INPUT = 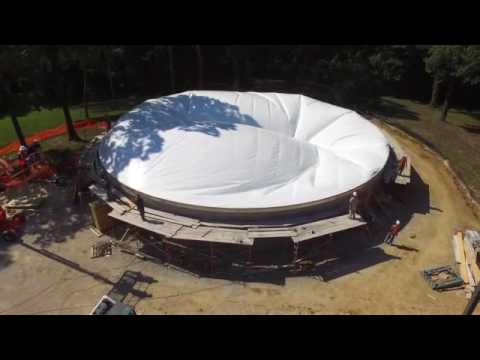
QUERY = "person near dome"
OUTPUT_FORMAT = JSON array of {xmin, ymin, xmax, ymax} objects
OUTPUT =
[
  {"xmin": 348, "ymin": 192, "xmax": 359, "ymax": 220},
  {"xmin": 384, "ymin": 220, "xmax": 401, "ymax": 245}
]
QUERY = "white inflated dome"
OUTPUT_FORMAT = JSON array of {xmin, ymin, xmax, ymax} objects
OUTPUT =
[{"xmin": 98, "ymin": 91, "xmax": 390, "ymax": 210}]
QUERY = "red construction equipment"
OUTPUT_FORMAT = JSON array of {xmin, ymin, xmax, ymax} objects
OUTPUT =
[
  {"xmin": 0, "ymin": 157, "xmax": 57, "ymax": 190},
  {"xmin": 0, "ymin": 206, "xmax": 25, "ymax": 242},
  {"xmin": 0, "ymin": 142, "xmax": 65, "ymax": 190}
]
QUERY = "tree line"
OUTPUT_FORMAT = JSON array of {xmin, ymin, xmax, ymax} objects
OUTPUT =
[{"xmin": 1, "ymin": 45, "xmax": 479, "ymax": 146}]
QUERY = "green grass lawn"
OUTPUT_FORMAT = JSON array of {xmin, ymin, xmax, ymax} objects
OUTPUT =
[
  {"xmin": 368, "ymin": 96, "xmax": 480, "ymax": 202},
  {"xmin": 0, "ymin": 99, "xmax": 138, "ymax": 147}
]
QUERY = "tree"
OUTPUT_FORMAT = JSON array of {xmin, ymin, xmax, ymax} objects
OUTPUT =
[
  {"xmin": 73, "ymin": 46, "xmax": 103, "ymax": 118},
  {"xmin": 0, "ymin": 46, "xmax": 39, "ymax": 146},
  {"xmin": 102, "ymin": 46, "xmax": 117, "ymax": 100},
  {"xmin": 168, "ymin": 46, "xmax": 176, "ymax": 92},
  {"xmin": 368, "ymin": 46, "xmax": 407, "ymax": 83},
  {"xmin": 312, "ymin": 46, "xmax": 406, "ymax": 107},
  {"xmin": 225, "ymin": 46, "xmax": 254, "ymax": 90},
  {"xmin": 194, "ymin": 45, "xmax": 204, "ymax": 89},
  {"xmin": 425, "ymin": 45, "xmax": 480, "ymax": 122},
  {"xmin": 429, "ymin": 75, "xmax": 443, "ymax": 107},
  {"xmin": 425, "ymin": 46, "xmax": 462, "ymax": 111},
  {"xmin": 225, "ymin": 46, "xmax": 241, "ymax": 90},
  {"xmin": 35, "ymin": 45, "xmax": 83, "ymax": 141},
  {"xmin": 142, "ymin": 45, "xmax": 177, "ymax": 94}
]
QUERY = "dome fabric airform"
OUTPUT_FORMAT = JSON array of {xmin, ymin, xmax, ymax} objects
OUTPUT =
[{"xmin": 98, "ymin": 91, "xmax": 390, "ymax": 209}]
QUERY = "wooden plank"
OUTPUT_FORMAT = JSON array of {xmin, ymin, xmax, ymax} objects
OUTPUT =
[
  {"xmin": 173, "ymin": 226, "xmax": 213, "ymax": 239},
  {"xmin": 452, "ymin": 234, "xmax": 461, "ymax": 264},
  {"xmin": 108, "ymin": 209, "xmax": 182, "ymax": 238},
  {"xmin": 293, "ymin": 222, "xmax": 365, "ymax": 242},
  {"xmin": 112, "ymin": 189, "xmax": 136, "ymax": 209},
  {"xmin": 247, "ymin": 226, "xmax": 295, "ymax": 232},
  {"xmin": 6, "ymin": 198, "xmax": 46, "ymax": 209},
  {"xmin": 248, "ymin": 230, "xmax": 297, "ymax": 239},
  {"xmin": 5, "ymin": 184, "xmax": 49, "ymax": 209},
  {"xmin": 293, "ymin": 214, "xmax": 366, "ymax": 243},
  {"xmin": 144, "ymin": 207, "xmax": 200, "ymax": 228},
  {"xmin": 107, "ymin": 200, "xmax": 129, "ymax": 214},
  {"xmin": 403, "ymin": 156, "xmax": 412, "ymax": 177},
  {"xmin": 203, "ymin": 229, "xmax": 252, "ymax": 246},
  {"xmin": 89, "ymin": 184, "xmax": 200, "ymax": 228},
  {"xmin": 175, "ymin": 226, "xmax": 252, "ymax": 246},
  {"xmin": 298, "ymin": 214, "xmax": 365, "ymax": 229},
  {"xmin": 466, "ymin": 263, "xmax": 477, "ymax": 287},
  {"xmin": 460, "ymin": 231, "xmax": 477, "ymax": 287},
  {"xmin": 170, "ymin": 227, "xmax": 215, "ymax": 241},
  {"xmin": 199, "ymin": 221, "xmax": 300, "ymax": 230},
  {"xmin": 464, "ymin": 236, "xmax": 480, "ymax": 284},
  {"xmin": 110, "ymin": 209, "xmax": 252, "ymax": 246},
  {"xmin": 454, "ymin": 232, "xmax": 469, "ymax": 283},
  {"xmin": 89, "ymin": 226, "xmax": 104, "ymax": 238}
]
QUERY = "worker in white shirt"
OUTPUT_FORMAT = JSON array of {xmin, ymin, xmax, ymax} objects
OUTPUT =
[{"xmin": 349, "ymin": 191, "xmax": 359, "ymax": 220}]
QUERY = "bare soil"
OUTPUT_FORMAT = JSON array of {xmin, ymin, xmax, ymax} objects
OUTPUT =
[{"xmin": 0, "ymin": 127, "xmax": 479, "ymax": 315}]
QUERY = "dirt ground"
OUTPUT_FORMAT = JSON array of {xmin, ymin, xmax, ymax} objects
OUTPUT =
[{"xmin": 1, "ymin": 127, "xmax": 479, "ymax": 315}]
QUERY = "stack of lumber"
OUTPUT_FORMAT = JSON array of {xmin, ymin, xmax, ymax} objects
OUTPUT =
[
  {"xmin": 452, "ymin": 230, "xmax": 480, "ymax": 297},
  {"xmin": 4, "ymin": 184, "xmax": 48, "ymax": 210}
]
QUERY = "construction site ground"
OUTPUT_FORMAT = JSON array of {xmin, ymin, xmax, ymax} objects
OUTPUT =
[{"xmin": 1, "ymin": 126, "xmax": 479, "ymax": 315}]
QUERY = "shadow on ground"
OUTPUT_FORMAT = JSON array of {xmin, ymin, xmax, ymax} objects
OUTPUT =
[
  {"xmin": 18, "ymin": 183, "xmax": 93, "ymax": 248},
  {"xmin": 107, "ymin": 270, "xmax": 156, "ymax": 307},
  {"xmin": 451, "ymin": 110, "xmax": 480, "ymax": 121},
  {"xmin": 18, "ymin": 242, "xmax": 155, "ymax": 308},
  {"xmin": 460, "ymin": 125, "xmax": 480, "ymax": 135},
  {"xmin": 365, "ymin": 98, "xmax": 419, "ymax": 121},
  {"xmin": 20, "ymin": 242, "xmax": 114, "ymax": 285},
  {"xmin": 0, "ymin": 242, "xmax": 13, "ymax": 271}
]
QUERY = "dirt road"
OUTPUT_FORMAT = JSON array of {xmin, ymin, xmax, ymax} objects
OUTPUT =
[{"xmin": 0, "ymin": 126, "xmax": 479, "ymax": 314}]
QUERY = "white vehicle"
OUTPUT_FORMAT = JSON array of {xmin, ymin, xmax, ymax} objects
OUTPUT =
[{"xmin": 89, "ymin": 295, "xmax": 136, "ymax": 315}]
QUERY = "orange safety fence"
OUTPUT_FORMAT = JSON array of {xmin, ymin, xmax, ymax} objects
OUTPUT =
[{"xmin": 0, "ymin": 119, "xmax": 108, "ymax": 157}]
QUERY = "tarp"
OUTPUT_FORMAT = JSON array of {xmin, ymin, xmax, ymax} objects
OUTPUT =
[{"xmin": 99, "ymin": 91, "xmax": 390, "ymax": 209}]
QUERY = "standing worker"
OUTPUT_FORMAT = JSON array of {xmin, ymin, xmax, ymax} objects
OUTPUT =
[
  {"xmin": 105, "ymin": 177, "xmax": 113, "ymax": 201},
  {"xmin": 17, "ymin": 145, "xmax": 30, "ymax": 174},
  {"xmin": 136, "ymin": 194, "xmax": 145, "ymax": 221},
  {"xmin": 72, "ymin": 175, "xmax": 80, "ymax": 205},
  {"xmin": 384, "ymin": 220, "xmax": 401, "ymax": 245},
  {"xmin": 397, "ymin": 156, "xmax": 407, "ymax": 175},
  {"xmin": 0, "ymin": 206, "xmax": 6, "ymax": 224},
  {"xmin": 349, "ymin": 192, "xmax": 359, "ymax": 220}
]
